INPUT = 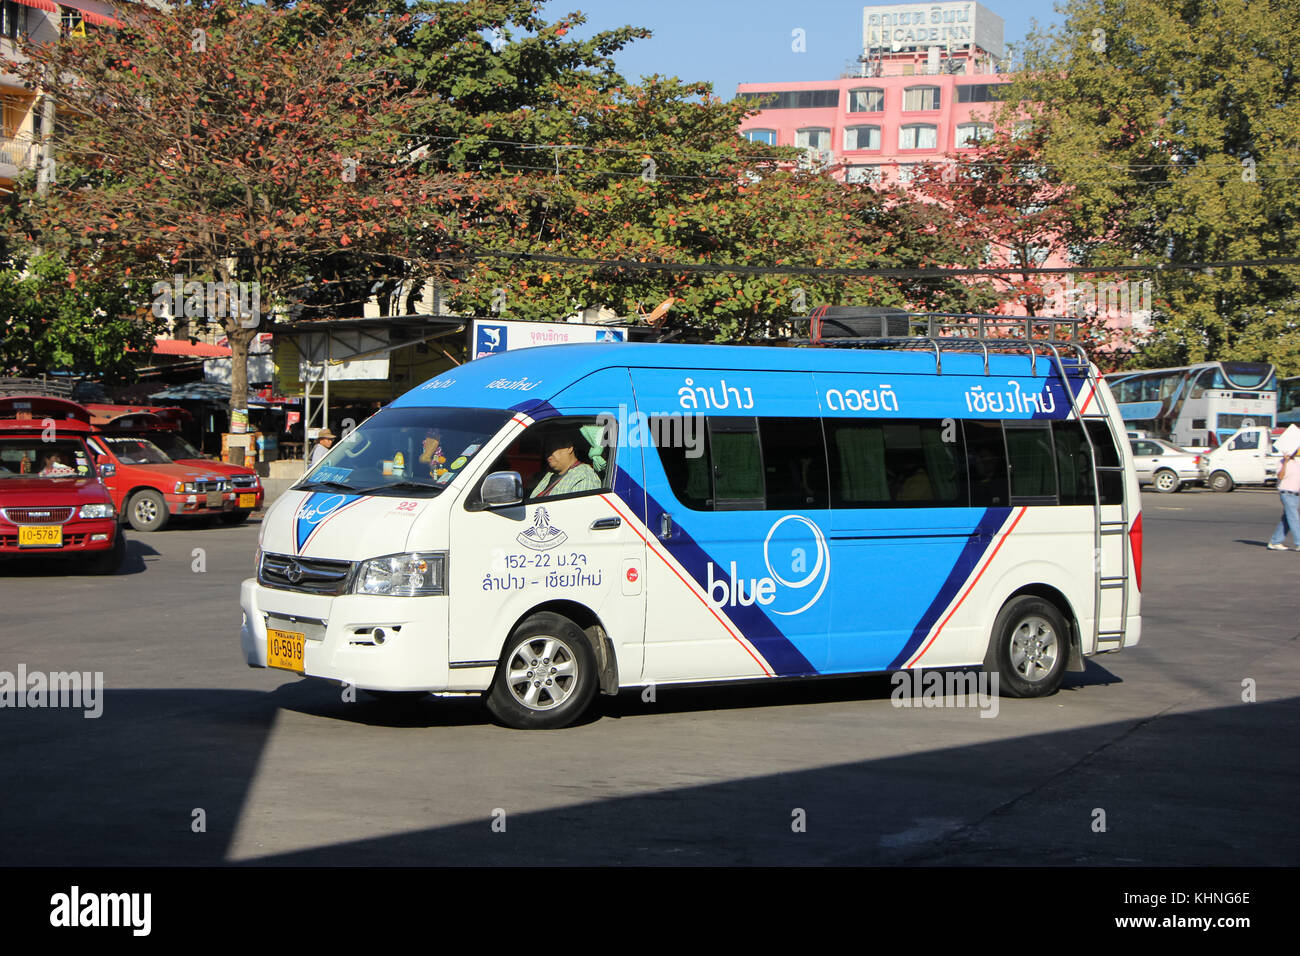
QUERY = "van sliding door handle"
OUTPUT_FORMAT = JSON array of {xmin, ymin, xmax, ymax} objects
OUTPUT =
[
  {"xmin": 590, "ymin": 517, "xmax": 622, "ymax": 530},
  {"xmin": 659, "ymin": 512, "xmax": 673, "ymax": 541}
]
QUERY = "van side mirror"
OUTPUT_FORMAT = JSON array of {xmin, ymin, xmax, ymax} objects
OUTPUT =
[
  {"xmin": 479, "ymin": 471, "xmax": 524, "ymax": 508},
  {"xmin": 94, "ymin": 457, "xmax": 115, "ymax": 478}
]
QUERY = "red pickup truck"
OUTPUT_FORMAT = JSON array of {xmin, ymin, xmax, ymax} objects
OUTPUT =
[
  {"xmin": 89, "ymin": 405, "xmax": 264, "ymax": 525},
  {"xmin": 0, "ymin": 396, "xmax": 126, "ymax": 572}
]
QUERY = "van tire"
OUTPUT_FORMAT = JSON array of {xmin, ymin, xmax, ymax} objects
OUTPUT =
[
  {"xmin": 985, "ymin": 596, "xmax": 1070, "ymax": 699},
  {"xmin": 1209, "ymin": 470, "xmax": 1235, "ymax": 493},
  {"xmin": 485, "ymin": 612, "xmax": 598, "ymax": 729},
  {"xmin": 1152, "ymin": 469, "xmax": 1180, "ymax": 493},
  {"xmin": 127, "ymin": 490, "xmax": 169, "ymax": 532}
]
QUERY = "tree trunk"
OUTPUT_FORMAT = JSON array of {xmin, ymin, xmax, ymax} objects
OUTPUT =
[{"xmin": 226, "ymin": 323, "xmax": 258, "ymax": 435}]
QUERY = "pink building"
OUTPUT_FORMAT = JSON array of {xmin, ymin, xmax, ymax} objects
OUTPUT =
[{"xmin": 737, "ymin": 2, "xmax": 1012, "ymax": 186}]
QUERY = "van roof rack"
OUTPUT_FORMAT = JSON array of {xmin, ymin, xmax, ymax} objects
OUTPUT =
[{"xmin": 793, "ymin": 311, "xmax": 1090, "ymax": 376}]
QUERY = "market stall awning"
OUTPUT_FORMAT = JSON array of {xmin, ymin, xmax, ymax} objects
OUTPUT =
[
  {"xmin": 148, "ymin": 383, "xmax": 274, "ymax": 407},
  {"xmin": 11, "ymin": 0, "xmax": 58, "ymax": 12},
  {"xmin": 132, "ymin": 338, "xmax": 232, "ymax": 359}
]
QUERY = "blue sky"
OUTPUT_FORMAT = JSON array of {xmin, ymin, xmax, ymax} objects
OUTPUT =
[{"xmin": 541, "ymin": 1, "xmax": 1066, "ymax": 96}]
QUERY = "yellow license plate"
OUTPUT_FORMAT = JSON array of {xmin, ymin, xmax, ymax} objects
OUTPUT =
[
  {"xmin": 266, "ymin": 628, "xmax": 306, "ymax": 672},
  {"xmin": 18, "ymin": 526, "xmax": 63, "ymax": 548},
  {"xmin": 238, "ymin": 493, "xmax": 256, "ymax": 508}
]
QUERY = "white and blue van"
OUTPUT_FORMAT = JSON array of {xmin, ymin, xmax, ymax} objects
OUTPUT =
[{"xmin": 240, "ymin": 339, "xmax": 1142, "ymax": 728}]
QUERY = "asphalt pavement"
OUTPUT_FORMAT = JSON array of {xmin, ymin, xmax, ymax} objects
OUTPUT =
[{"xmin": 0, "ymin": 489, "xmax": 1295, "ymax": 865}]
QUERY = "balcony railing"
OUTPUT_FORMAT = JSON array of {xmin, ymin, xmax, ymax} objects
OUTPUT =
[{"xmin": 0, "ymin": 134, "xmax": 36, "ymax": 169}]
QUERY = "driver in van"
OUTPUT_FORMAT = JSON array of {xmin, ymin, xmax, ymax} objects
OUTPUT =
[
  {"xmin": 530, "ymin": 428, "xmax": 601, "ymax": 499},
  {"xmin": 38, "ymin": 452, "xmax": 76, "ymax": 476}
]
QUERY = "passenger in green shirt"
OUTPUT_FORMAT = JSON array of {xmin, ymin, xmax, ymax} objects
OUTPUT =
[{"xmin": 531, "ymin": 428, "xmax": 602, "ymax": 498}]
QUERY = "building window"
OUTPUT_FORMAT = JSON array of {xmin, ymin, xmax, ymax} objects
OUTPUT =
[
  {"xmin": 795, "ymin": 127, "xmax": 831, "ymax": 150},
  {"xmin": 956, "ymin": 84, "xmax": 1008, "ymax": 103},
  {"xmin": 902, "ymin": 86, "xmax": 940, "ymax": 111},
  {"xmin": 845, "ymin": 165, "xmax": 880, "ymax": 184},
  {"xmin": 848, "ymin": 88, "xmax": 885, "ymax": 113},
  {"xmin": 738, "ymin": 89, "xmax": 839, "ymax": 110},
  {"xmin": 1012, "ymin": 120, "xmax": 1034, "ymax": 140},
  {"xmin": 896, "ymin": 163, "xmax": 918, "ymax": 183},
  {"xmin": 2, "ymin": 0, "xmax": 28, "ymax": 40},
  {"xmin": 898, "ymin": 125, "xmax": 937, "ymax": 150},
  {"xmin": 743, "ymin": 129, "xmax": 776, "ymax": 146},
  {"xmin": 843, "ymin": 125, "xmax": 881, "ymax": 151},
  {"xmin": 955, "ymin": 123, "xmax": 994, "ymax": 149}
]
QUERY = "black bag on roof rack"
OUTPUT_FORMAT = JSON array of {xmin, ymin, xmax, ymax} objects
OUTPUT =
[{"xmin": 809, "ymin": 306, "xmax": 911, "ymax": 344}]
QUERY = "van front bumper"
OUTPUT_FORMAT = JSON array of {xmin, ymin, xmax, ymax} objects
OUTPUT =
[{"xmin": 239, "ymin": 578, "xmax": 450, "ymax": 691}]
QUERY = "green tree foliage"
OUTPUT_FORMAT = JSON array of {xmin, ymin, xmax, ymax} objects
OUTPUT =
[
  {"xmin": 13, "ymin": 0, "xmax": 463, "ymax": 411},
  {"xmin": 389, "ymin": 1, "xmax": 991, "ymax": 340},
  {"xmin": 0, "ymin": 244, "xmax": 158, "ymax": 380},
  {"xmin": 1007, "ymin": 0, "xmax": 1300, "ymax": 372}
]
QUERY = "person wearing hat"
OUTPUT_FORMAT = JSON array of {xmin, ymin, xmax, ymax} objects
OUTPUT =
[
  {"xmin": 309, "ymin": 427, "xmax": 337, "ymax": 467},
  {"xmin": 530, "ymin": 427, "xmax": 602, "ymax": 499}
]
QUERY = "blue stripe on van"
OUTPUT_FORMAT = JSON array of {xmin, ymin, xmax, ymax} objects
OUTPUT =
[
  {"xmin": 630, "ymin": 477, "xmax": 817, "ymax": 677},
  {"xmin": 886, "ymin": 506, "xmax": 1011, "ymax": 670}
]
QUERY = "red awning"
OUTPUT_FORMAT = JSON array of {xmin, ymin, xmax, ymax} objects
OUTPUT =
[
  {"xmin": 56, "ymin": 0, "xmax": 124, "ymax": 27},
  {"xmin": 11, "ymin": 0, "xmax": 58, "ymax": 12},
  {"xmin": 129, "ymin": 338, "xmax": 233, "ymax": 359}
]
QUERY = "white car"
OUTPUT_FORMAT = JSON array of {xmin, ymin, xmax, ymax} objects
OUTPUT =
[{"xmin": 1129, "ymin": 438, "xmax": 1206, "ymax": 493}]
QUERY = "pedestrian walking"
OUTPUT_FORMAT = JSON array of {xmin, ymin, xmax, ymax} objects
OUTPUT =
[{"xmin": 1266, "ymin": 447, "xmax": 1300, "ymax": 550}]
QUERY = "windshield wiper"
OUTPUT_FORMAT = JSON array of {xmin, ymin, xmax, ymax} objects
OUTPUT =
[
  {"xmin": 295, "ymin": 479, "xmax": 358, "ymax": 492},
  {"xmin": 351, "ymin": 480, "xmax": 443, "ymax": 496}
]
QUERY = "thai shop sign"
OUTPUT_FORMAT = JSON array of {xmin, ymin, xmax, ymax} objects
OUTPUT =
[{"xmin": 470, "ymin": 319, "xmax": 626, "ymax": 360}]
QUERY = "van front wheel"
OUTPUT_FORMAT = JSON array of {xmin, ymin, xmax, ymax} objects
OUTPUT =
[
  {"xmin": 485, "ymin": 613, "xmax": 598, "ymax": 729},
  {"xmin": 986, "ymin": 596, "xmax": 1070, "ymax": 699},
  {"xmin": 1209, "ymin": 470, "xmax": 1234, "ymax": 492}
]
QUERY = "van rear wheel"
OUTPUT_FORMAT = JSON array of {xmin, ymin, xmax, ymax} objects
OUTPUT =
[
  {"xmin": 1209, "ymin": 470, "xmax": 1234, "ymax": 492},
  {"xmin": 985, "ymin": 596, "xmax": 1070, "ymax": 699},
  {"xmin": 485, "ymin": 613, "xmax": 597, "ymax": 729}
]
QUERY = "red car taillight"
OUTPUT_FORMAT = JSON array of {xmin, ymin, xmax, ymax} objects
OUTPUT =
[{"xmin": 1129, "ymin": 512, "xmax": 1143, "ymax": 591}]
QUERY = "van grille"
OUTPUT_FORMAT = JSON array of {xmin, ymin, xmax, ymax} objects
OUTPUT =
[
  {"xmin": 231, "ymin": 474, "xmax": 258, "ymax": 488},
  {"xmin": 259, "ymin": 552, "xmax": 354, "ymax": 595},
  {"xmin": 2, "ymin": 507, "xmax": 74, "ymax": 524}
]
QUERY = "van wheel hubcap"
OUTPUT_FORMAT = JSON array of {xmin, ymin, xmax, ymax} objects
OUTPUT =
[
  {"xmin": 505, "ymin": 636, "xmax": 577, "ymax": 710},
  {"xmin": 135, "ymin": 499, "xmax": 158, "ymax": 522},
  {"xmin": 1010, "ymin": 617, "xmax": 1058, "ymax": 682}
]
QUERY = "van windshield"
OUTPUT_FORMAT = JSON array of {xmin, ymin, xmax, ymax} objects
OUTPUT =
[{"xmin": 298, "ymin": 406, "xmax": 510, "ymax": 496}]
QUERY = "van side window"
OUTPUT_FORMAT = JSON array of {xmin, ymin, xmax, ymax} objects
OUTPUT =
[
  {"xmin": 1230, "ymin": 432, "xmax": 1259, "ymax": 450},
  {"xmin": 709, "ymin": 417, "xmax": 764, "ymax": 510},
  {"xmin": 760, "ymin": 417, "xmax": 829, "ymax": 509},
  {"xmin": 963, "ymin": 420, "xmax": 1009, "ymax": 507},
  {"xmin": 1005, "ymin": 421, "xmax": 1058, "ymax": 503},
  {"xmin": 654, "ymin": 416, "xmax": 711, "ymax": 510},
  {"xmin": 1083, "ymin": 420, "xmax": 1124, "ymax": 505},
  {"xmin": 1053, "ymin": 421, "xmax": 1096, "ymax": 505},
  {"xmin": 484, "ymin": 416, "xmax": 612, "ymax": 503},
  {"xmin": 825, "ymin": 419, "xmax": 965, "ymax": 508}
]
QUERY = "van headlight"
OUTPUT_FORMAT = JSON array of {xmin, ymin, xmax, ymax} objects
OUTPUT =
[
  {"xmin": 354, "ymin": 552, "xmax": 447, "ymax": 596},
  {"xmin": 79, "ymin": 503, "xmax": 116, "ymax": 519}
]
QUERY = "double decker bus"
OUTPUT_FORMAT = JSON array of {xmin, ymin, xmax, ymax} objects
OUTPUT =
[
  {"xmin": 1104, "ymin": 361, "xmax": 1277, "ymax": 447},
  {"xmin": 1277, "ymin": 375, "xmax": 1300, "ymax": 427}
]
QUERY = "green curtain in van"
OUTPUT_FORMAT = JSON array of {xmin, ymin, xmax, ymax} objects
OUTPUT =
[{"xmin": 835, "ymin": 426, "xmax": 888, "ymax": 502}]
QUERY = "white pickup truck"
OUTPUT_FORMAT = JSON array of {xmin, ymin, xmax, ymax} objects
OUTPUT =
[{"xmin": 1194, "ymin": 426, "xmax": 1282, "ymax": 492}]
